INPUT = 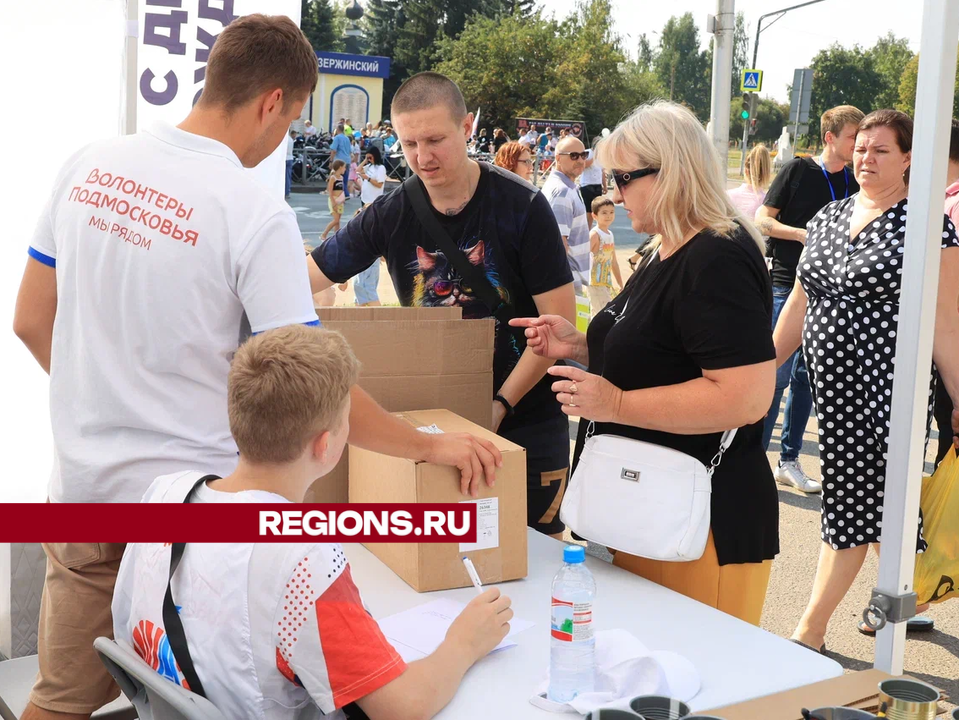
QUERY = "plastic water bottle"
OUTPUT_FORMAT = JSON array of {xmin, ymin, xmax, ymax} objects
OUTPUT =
[{"xmin": 548, "ymin": 545, "xmax": 596, "ymax": 703}]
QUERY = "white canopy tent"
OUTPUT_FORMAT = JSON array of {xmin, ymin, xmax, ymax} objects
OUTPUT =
[{"xmin": 871, "ymin": 0, "xmax": 958, "ymax": 673}]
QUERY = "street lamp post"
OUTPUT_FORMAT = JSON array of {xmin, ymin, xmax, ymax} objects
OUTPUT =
[{"xmin": 738, "ymin": 0, "xmax": 827, "ymax": 177}]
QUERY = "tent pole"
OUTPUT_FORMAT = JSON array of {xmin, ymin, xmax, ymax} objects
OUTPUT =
[
  {"xmin": 872, "ymin": 0, "xmax": 958, "ymax": 674},
  {"xmin": 122, "ymin": 0, "xmax": 138, "ymax": 135}
]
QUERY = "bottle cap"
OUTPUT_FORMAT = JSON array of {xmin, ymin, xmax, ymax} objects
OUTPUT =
[{"xmin": 563, "ymin": 545, "xmax": 585, "ymax": 564}]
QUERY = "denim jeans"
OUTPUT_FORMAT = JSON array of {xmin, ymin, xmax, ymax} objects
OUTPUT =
[
  {"xmin": 284, "ymin": 159, "xmax": 293, "ymax": 196},
  {"xmin": 761, "ymin": 285, "xmax": 814, "ymax": 461}
]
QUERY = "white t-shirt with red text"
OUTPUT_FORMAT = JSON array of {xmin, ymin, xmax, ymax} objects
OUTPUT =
[
  {"xmin": 112, "ymin": 471, "xmax": 406, "ymax": 720},
  {"xmin": 29, "ymin": 123, "xmax": 318, "ymax": 504}
]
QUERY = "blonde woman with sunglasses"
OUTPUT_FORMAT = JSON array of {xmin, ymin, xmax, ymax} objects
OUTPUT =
[{"xmin": 512, "ymin": 100, "xmax": 780, "ymax": 625}]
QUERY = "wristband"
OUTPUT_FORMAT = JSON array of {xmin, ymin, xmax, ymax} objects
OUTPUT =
[{"xmin": 494, "ymin": 394, "xmax": 515, "ymax": 417}]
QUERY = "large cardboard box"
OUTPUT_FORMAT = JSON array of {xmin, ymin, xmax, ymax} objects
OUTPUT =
[
  {"xmin": 304, "ymin": 307, "xmax": 495, "ymax": 503},
  {"xmin": 349, "ymin": 409, "xmax": 528, "ymax": 592}
]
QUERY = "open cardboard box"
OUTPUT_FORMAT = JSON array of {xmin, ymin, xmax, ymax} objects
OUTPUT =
[
  {"xmin": 702, "ymin": 669, "xmax": 947, "ymax": 719},
  {"xmin": 349, "ymin": 409, "xmax": 528, "ymax": 592},
  {"xmin": 304, "ymin": 307, "xmax": 495, "ymax": 503}
]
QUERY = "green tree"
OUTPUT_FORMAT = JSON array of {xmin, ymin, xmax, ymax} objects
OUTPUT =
[
  {"xmin": 433, "ymin": 11, "xmax": 570, "ymax": 132},
  {"xmin": 393, "ymin": 0, "xmax": 443, "ymax": 76},
  {"xmin": 301, "ymin": 0, "xmax": 344, "ymax": 52},
  {"xmin": 434, "ymin": 1, "xmax": 656, "ymax": 137},
  {"xmin": 807, "ymin": 43, "xmax": 884, "ymax": 143},
  {"xmin": 654, "ymin": 13, "xmax": 711, "ymax": 120},
  {"xmin": 897, "ymin": 54, "xmax": 959, "ymax": 121},
  {"xmin": 730, "ymin": 11, "xmax": 749, "ymax": 98},
  {"xmin": 730, "ymin": 97, "xmax": 789, "ymax": 144},
  {"xmin": 637, "ymin": 33, "xmax": 655, "ymax": 72},
  {"xmin": 363, "ymin": 0, "xmax": 407, "ymax": 114},
  {"xmin": 390, "ymin": 0, "xmax": 534, "ymax": 78},
  {"xmin": 553, "ymin": 0, "xmax": 633, "ymax": 137},
  {"xmin": 896, "ymin": 54, "xmax": 919, "ymax": 115},
  {"xmin": 867, "ymin": 33, "xmax": 915, "ymax": 110}
]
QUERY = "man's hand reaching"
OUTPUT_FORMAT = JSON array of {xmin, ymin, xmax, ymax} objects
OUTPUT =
[{"xmin": 422, "ymin": 433, "xmax": 503, "ymax": 498}]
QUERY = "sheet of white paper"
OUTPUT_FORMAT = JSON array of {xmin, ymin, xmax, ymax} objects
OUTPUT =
[
  {"xmin": 379, "ymin": 598, "xmax": 534, "ymax": 663},
  {"xmin": 459, "ymin": 497, "xmax": 499, "ymax": 552},
  {"xmin": 415, "ymin": 424, "xmax": 445, "ymax": 434}
]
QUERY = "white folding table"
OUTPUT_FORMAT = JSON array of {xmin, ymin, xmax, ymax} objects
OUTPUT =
[{"xmin": 345, "ymin": 529, "xmax": 842, "ymax": 717}]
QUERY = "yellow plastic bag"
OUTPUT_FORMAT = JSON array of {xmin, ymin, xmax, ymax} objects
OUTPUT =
[
  {"xmin": 914, "ymin": 446, "xmax": 959, "ymax": 605},
  {"xmin": 575, "ymin": 294, "xmax": 591, "ymax": 333}
]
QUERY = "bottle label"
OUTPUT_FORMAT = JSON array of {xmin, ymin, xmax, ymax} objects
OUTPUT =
[{"xmin": 550, "ymin": 597, "xmax": 593, "ymax": 642}]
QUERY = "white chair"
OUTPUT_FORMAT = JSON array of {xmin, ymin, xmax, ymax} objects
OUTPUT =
[
  {"xmin": 0, "ymin": 654, "xmax": 136, "ymax": 720},
  {"xmin": 93, "ymin": 638, "xmax": 225, "ymax": 720}
]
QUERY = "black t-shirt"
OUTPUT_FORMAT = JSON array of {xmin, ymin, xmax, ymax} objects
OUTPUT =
[
  {"xmin": 311, "ymin": 162, "xmax": 573, "ymax": 430},
  {"xmin": 573, "ymin": 225, "xmax": 780, "ymax": 566},
  {"xmin": 763, "ymin": 157, "xmax": 859, "ymax": 288}
]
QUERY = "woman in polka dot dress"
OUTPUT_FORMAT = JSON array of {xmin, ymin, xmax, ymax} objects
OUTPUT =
[{"xmin": 772, "ymin": 110, "xmax": 959, "ymax": 654}]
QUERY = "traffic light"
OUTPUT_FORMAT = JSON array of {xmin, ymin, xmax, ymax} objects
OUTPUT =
[{"xmin": 740, "ymin": 93, "xmax": 750, "ymax": 120}]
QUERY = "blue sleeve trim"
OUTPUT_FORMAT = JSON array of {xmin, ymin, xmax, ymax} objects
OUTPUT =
[
  {"xmin": 28, "ymin": 247, "xmax": 56, "ymax": 268},
  {"xmin": 251, "ymin": 319, "xmax": 321, "ymax": 336}
]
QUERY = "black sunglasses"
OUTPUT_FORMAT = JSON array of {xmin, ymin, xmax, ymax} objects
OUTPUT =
[
  {"xmin": 559, "ymin": 151, "xmax": 589, "ymax": 161},
  {"xmin": 613, "ymin": 168, "xmax": 659, "ymax": 190}
]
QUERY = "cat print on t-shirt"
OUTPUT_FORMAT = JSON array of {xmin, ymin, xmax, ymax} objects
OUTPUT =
[
  {"xmin": 410, "ymin": 237, "xmax": 510, "ymax": 314},
  {"xmin": 408, "ymin": 229, "xmax": 520, "ymax": 381}
]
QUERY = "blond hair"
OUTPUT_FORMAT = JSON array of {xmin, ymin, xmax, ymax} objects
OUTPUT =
[
  {"xmin": 744, "ymin": 144, "xmax": 772, "ymax": 191},
  {"xmin": 596, "ymin": 100, "xmax": 764, "ymax": 252},
  {"xmin": 820, "ymin": 105, "xmax": 865, "ymax": 144},
  {"xmin": 228, "ymin": 325, "xmax": 360, "ymax": 464}
]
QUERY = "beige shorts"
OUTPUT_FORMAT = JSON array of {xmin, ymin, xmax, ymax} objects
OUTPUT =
[
  {"xmin": 30, "ymin": 542, "xmax": 126, "ymax": 714},
  {"xmin": 587, "ymin": 284, "xmax": 615, "ymax": 316}
]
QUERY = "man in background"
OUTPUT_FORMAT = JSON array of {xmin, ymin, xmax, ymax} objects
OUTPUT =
[
  {"xmin": 330, "ymin": 123, "xmax": 353, "ymax": 199},
  {"xmin": 755, "ymin": 104, "xmax": 864, "ymax": 494},
  {"xmin": 542, "ymin": 135, "xmax": 590, "ymax": 296}
]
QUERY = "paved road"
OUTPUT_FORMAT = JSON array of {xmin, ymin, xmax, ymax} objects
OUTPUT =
[
  {"xmin": 290, "ymin": 179, "xmax": 649, "ymax": 251},
  {"xmin": 289, "ymin": 182, "xmax": 958, "ymax": 704}
]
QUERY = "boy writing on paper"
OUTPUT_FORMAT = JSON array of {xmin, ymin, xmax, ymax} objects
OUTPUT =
[{"xmin": 112, "ymin": 325, "xmax": 513, "ymax": 720}]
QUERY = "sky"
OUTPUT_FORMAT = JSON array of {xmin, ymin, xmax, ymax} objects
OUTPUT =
[{"xmin": 536, "ymin": 0, "xmax": 925, "ymax": 104}]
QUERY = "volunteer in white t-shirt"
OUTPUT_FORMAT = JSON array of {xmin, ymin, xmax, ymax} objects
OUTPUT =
[
  {"xmin": 303, "ymin": 119, "xmax": 318, "ymax": 137},
  {"xmin": 12, "ymin": 16, "xmax": 501, "ymax": 720}
]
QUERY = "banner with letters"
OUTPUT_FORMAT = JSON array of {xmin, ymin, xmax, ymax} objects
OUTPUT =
[
  {"xmin": 515, "ymin": 117, "xmax": 587, "ymax": 140},
  {"xmin": 135, "ymin": 0, "xmax": 301, "ymax": 194}
]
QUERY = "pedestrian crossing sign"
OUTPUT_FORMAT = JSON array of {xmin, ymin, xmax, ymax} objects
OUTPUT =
[{"xmin": 741, "ymin": 69, "xmax": 762, "ymax": 92}]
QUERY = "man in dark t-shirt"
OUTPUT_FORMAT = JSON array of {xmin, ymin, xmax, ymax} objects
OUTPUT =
[
  {"xmin": 755, "ymin": 105, "xmax": 864, "ymax": 494},
  {"xmin": 308, "ymin": 72, "xmax": 576, "ymax": 538}
]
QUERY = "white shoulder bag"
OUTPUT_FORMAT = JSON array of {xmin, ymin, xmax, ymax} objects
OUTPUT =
[{"xmin": 558, "ymin": 291, "xmax": 738, "ymax": 562}]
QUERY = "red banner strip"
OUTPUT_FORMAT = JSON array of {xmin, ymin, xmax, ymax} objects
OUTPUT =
[{"xmin": 0, "ymin": 503, "xmax": 477, "ymax": 543}]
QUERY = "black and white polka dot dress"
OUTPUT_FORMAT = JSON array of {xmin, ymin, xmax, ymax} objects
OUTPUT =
[{"xmin": 798, "ymin": 196, "xmax": 958, "ymax": 550}]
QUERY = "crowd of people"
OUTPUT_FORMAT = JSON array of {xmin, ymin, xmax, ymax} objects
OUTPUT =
[{"xmin": 11, "ymin": 11, "xmax": 959, "ymax": 720}]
